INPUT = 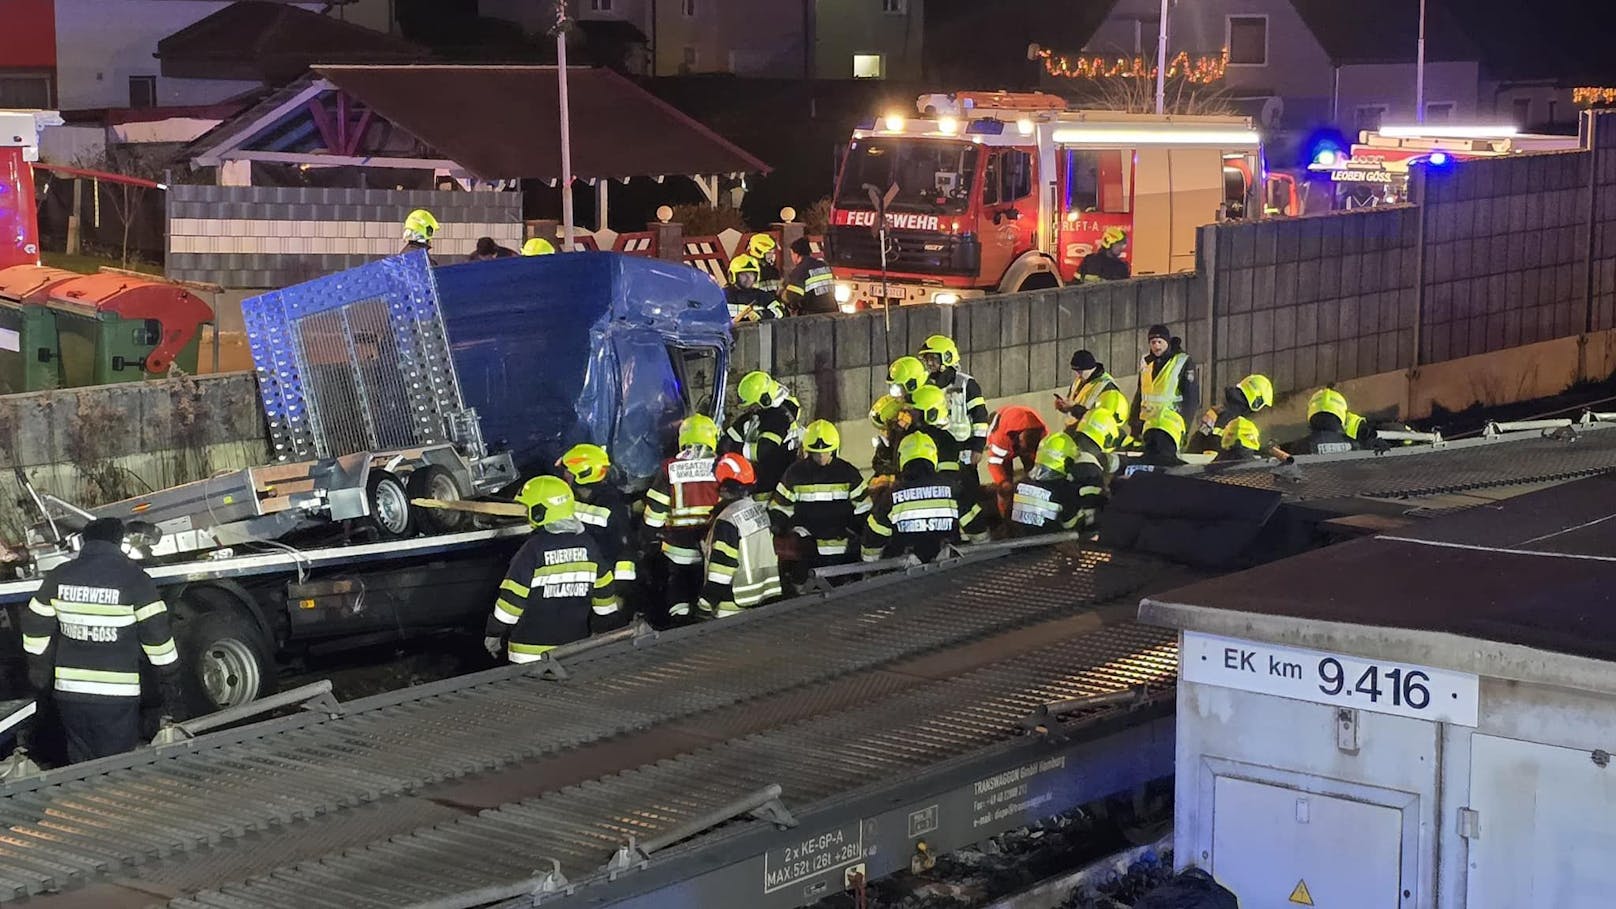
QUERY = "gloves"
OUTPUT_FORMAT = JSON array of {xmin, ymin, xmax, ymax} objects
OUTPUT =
[{"xmin": 483, "ymin": 635, "xmax": 504, "ymax": 660}]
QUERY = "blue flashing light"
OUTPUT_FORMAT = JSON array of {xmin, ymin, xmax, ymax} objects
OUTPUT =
[
  {"xmin": 966, "ymin": 118, "xmax": 1006, "ymax": 136},
  {"xmin": 1428, "ymin": 151, "xmax": 1450, "ymax": 166},
  {"xmin": 1313, "ymin": 148, "xmax": 1339, "ymax": 167}
]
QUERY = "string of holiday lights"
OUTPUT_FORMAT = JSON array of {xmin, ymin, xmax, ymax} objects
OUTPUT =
[
  {"xmin": 1034, "ymin": 47, "xmax": 1230, "ymax": 85},
  {"xmin": 1573, "ymin": 87, "xmax": 1616, "ymax": 107}
]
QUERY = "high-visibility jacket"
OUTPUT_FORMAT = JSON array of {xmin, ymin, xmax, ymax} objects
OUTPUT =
[
  {"xmin": 862, "ymin": 468, "xmax": 988, "ymax": 563},
  {"xmin": 699, "ymin": 498, "xmax": 784, "ymax": 616},
  {"xmin": 721, "ymin": 402, "xmax": 800, "ymax": 501},
  {"xmin": 643, "ymin": 452, "xmax": 721, "ymax": 565},
  {"xmin": 1010, "ymin": 452, "xmax": 1107, "ymax": 534},
  {"xmin": 770, "ymin": 456, "xmax": 871, "ymax": 558},
  {"xmin": 1135, "ymin": 349, "xmax": 1198, "ymax": 424},
  {"xmin": 489, "ymin": 528, "xmax": 616, "ymax": 662},
  {"xmin": 22, "ymin": 540, "xmax": 180, "ymax": 701},
  {"xmin": 929, "ymin": 367, "xmax": 990, "ymax": 452},
  {"xmin": 574, "ymin": 483, "xmax": 636, "ymax": 583},
  {"xmin": 726, "ymin": 286, "xmax": 783, "ymax": 322},
  {"xmin": 985, "ymin": 405, "xmax": 1049, "ymax": 486},
  {"xmin": 1065, "ymin": 371, "xmax": 1118, "ymax": 424},
  {"xmin": 784, "ymin": 255, "xmax": 837, "ymax": 314}
]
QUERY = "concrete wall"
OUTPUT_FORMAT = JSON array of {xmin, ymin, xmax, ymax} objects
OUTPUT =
[{"xmin": 165, "ymin": 186, "xmax": 524, "ymax": 289}]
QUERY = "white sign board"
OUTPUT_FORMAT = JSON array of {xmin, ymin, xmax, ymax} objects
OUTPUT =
[{"xmin": 1182, "ymin": 631, "xmax": 1479, "ymax": 726}]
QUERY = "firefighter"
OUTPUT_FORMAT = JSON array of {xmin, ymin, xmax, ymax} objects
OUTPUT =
[
  {"xmin": 558, "ymin": 443, "xmax": 635, "ymax": 620},
  {"xmin": 1073, "ymin": 405, "xmax": 1124, "ymax": 477},
  {"xmin": 887, "ymin": 356, "xmax": 929, "ymax": 402},
  {"xmin": 782, "ymin": 237, "xmax": 837, "ymax": 315},
  {"xmin": 1214, "ymin": 416, "xmax": 1266, "ymax": 463},
  {"xmin": 1054, "ymin": 349, "xmax": 1117, "ymax": 425},
  {"xmin": 22, "ymin": 518, "xmax": 185, "ymax": 763},
  {"xmin": 1120, "ymin": 410, "xmax": 1189, "ymax": 478},
  {"xmin": 770, "ymin": 420, "xmax": 870, "ymax": 584},
  {"xmin": 725, "ymin": 255, "xmax": 784, "ymax": 322},
  {"xmin": 402, "ymin": 208, "xmax": 439, "ymax": 255},
  {"xmin": 1077, "ymin": 227, "xmax": 1131, "ymax": 282},
  {"xmin": 1288, "ymin": 387, "xmax": 1360, "ymax": 455},
  {"xmin": 907, "ymin": 384, "xmax": 964, "ymax": 480},
  {"xmin": 471, "ymin": 237, "xmax": 518, "ymax": 260},
  {"xmin": 748, "ymin": 234, "xmax": 783, "ymax": 296},
  {"xmin": 521, "ymin": 237, "xmax": 557, "ymax": 256},
  {"xmin": 643, "ymin": 415, "xmax": 722, "ymax": 624},
  {"xmin": 1131, "ymin": 324, "xmax": 1200, "ymax": 436},
  {"xmin": 1008, "ymin": 433, "xmax": 1105, "ymax": 535},
  {"xmin": 918, "ymin": 334, "xmax": 990, "ymax": 469},
  {"xmin": 862, "ymin": 433, "xmax": 987, "ymax": 564},
  {"xmin": 869, "ymin": 393, "xmax": 910, "ymax": 479},
  {"xmin": 1193, "ymin": 373, "xmax": 1275, "ymax": 454},
  {"xmin": 486, "ymin": 476, "xmax": 617, "ymax": 663},
  {"xmin": 698, "ymin": 453, "xmax": 784, "ymax": 618},
  {"xmin": 721, "ymin": 370, "xmax": 799, "ymax": 502},
  {"xmin": 1094, "ymin": 388, "xmax": 1133, "ymax": 447}
]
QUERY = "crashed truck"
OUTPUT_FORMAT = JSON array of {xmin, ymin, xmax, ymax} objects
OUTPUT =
[{"xmin": 0, "ymin": 249, "xmax": 731, "ymax": 709}]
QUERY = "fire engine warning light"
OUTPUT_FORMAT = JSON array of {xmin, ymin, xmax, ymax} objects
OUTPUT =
[{"xmin": 883, "ymin": 113, "xmax": 905, "ymax": 131}]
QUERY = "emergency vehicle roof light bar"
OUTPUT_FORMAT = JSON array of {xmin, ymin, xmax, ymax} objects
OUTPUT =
[
  {"xmin": 1378, "ymin": 124, "xmax": 1518, "ymax": 139},
  {"xmin": 1050, "ymin": 127, "xmax": 1261, "ymax": 147}
]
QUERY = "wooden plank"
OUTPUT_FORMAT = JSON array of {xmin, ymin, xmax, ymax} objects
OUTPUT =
[{"xmin": 411, "ymin": 498, "xmax": 525, "ymax": 518}]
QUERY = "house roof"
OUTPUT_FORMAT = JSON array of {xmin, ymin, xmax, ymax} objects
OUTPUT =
[
  {"xmin": 156, "ymin": 1, "xmax": 425, "ymax": 83},
  {"xmin": 1140, "ymin": 475, "xmax": 1616, "ymax": 675},
  {"xmin": 306, "ymin": 65, "xmax": 769, "ymax": 180}
]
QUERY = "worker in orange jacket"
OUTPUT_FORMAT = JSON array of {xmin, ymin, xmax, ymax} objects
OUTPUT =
[{"xmin": 984, "ymin": 405, "xmax": 1048, "ymax": 518}]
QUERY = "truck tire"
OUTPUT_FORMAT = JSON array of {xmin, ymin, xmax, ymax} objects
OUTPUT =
[
  {"xmin": 364, "ymin": 469, "xmax": 415, "ymax": 540},
  {"xmin": 1016, "ymin": 272, "xmax": 1059, "ymax": 292},
  {"xmin": 173, "ymin": 589, "xmax": 278, "ymax": 713},
  {"xmin": 408, "ymin": 465, "xmax": 469, "ymax": 534}
]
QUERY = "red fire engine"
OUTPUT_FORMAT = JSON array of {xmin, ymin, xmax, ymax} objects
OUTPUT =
[{"xmin": 826, "ymin": 92, "xmax": 1271, "ymax": 309}]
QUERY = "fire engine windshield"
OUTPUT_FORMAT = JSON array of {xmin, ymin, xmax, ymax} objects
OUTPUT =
[{"xmin": 835, "ymin": 138, "xmax": 980, "ymax": 214}]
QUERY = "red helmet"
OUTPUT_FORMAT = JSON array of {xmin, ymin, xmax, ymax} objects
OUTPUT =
[{"xmin": 714, "ymin": 452, "xmax": 755, "ymax": 486}]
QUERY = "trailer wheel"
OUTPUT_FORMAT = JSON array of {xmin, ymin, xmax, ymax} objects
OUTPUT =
[
  {"xmin": 1016, "ymin": 272, "xmax": 1059, "ymax": 292},
  {"xmin": 174, "ymin": 590, "xmax": 279, "ymax": 712},
  {"xmin": 407, "ymin": 465, "xmax": 468, "ymax": 534},
  {"xmin": 364, "ymin": 470, "xmax": 414, "ymax": 540}
]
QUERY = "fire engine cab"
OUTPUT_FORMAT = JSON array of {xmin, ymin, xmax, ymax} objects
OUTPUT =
[
  {"xmin": 826, "ymin": 92, "xmax": 1266, "ymax": 309},
  {"xmin": 1307, "ymin": 126, "xmax": 1581, "ymax": 210}
]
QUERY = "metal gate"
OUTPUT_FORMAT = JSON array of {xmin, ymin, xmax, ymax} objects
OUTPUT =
[{"xmin": 294, "ymin": 298, "xmax": 419, "ymax": 457}]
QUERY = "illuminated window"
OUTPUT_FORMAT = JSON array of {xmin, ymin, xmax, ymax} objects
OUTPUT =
[
  {"xmin": 853, "ymin": 54, "xmax": 885, "ymax": 79},
  {"xmin": 1227, "ymin": 16, "xmax": 1268, "ymax": 66}
]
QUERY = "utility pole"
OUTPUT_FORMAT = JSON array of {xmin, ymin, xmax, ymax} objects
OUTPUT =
[
  {"xmin": 1154, "ymin": 0, "xmax": 1169, "ymax": 115},
  {"xmin": 1415, "ymin": 0, "xmax": 1427, "ymax": 123},
  {"xmin": 556, "ymin": 0, "xmax": 576, "ymax": 249}
]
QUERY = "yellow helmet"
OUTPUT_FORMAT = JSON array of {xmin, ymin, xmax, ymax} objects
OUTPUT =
[
  {"xmin": 1307, "ymin": 387, "xmax": 1350, "ymax": 424},
  {"xmin": 1143, "ymin": 409, "xmax": 1187, "ymax": 450},
  {"xmin": 910, "ymin": 385, "xmax": 948, "ymax": 428},
  {"xmin": 1095, "ymin": 387, "xmax": 1131, "ymax": 427},
  {"xmin": 678, "ymin": 414, "xmax": 719, "ymax": 450},
  {"xmin": 803, "ymin": 420, "xmax": 840, "ymax": 454},
  {"xmin": 521, "ymin": 237, "xmax": 556, "ymax": 256},
  {"xmin": 1100, "ymin": 226, "xmax": 1127, "ymax": 249},
  {"xmin": 1221, "ymin": 416, "xmax": 1262, "ymax": 452},
  {"xmin": 403, "ymin": 209, "xmax": 439, "ymax": 244},
  {"xmin": 870, "ymin": 394, "xmax": 903, "ymax": 430},
  {"xmin": 1237, "ymin": 374, "xmax": 1275, "ymax": 412},
  {"xmin": 514, "ymin": 475, "xmax": 575, "ymax": 528},
  {"xmin": 1075, "ymin": 407, "xmax": 1122, "ymax": 451},
  {"xmin": 888, "ymin": 356, "xmax": 928, "ymax": 395},
  {"xmin": 897, "ymin": 431, "xmax": 939, "ymax": 469},
  {"xmin": 747, "ymin": 234, "xmax": 777, "ymax": 258},
  {"xmin": 1034, "ymin": 432, "xmax": 1080, "ymax": 474},
  {"xmin": 918, "ymin": 334, "xmax": 960, "ymax": 369},
  {"xmin": 558, "ymin": 443, "xmax": 610, "ymax": 485},
  {"xmin": 728, "ymin": 254, "xmax": 761, "ymax": 281},
  {"xmin": 737, "ymin": 370, "xmax": 783, "ymax": 408}
]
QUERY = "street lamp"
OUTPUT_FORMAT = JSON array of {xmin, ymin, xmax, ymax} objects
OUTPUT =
[
  {"xmin": 1155, "ymin": 0, "xmax": 1170, "ymax": 115},
  {"xmin": 1415, "ymin": 0, "xmax": 1427, "ymax": 123},
  {"xmin": 555, "ymin": 2, "xmax": 576, "ymax": 249}
]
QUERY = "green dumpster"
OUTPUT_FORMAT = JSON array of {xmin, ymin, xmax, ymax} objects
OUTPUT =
[
  {"xmin": 0, "ymin": 264, "xmax": 75, "ymax": 392},
  {"xmin": 43, "ymin": 273, "xmax": 213, "ymax": 388}
]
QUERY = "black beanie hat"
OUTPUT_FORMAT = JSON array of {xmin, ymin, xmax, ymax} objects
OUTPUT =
[
  {"xmin": 1147, "ymin": 324, "xmax": 1172, "ymax": 341},
  {"xmin": 1070, "ymin": 349, "xmax": 1099, "ymax": 371}
]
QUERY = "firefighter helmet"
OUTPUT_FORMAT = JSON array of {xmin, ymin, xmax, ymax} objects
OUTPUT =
[
  {"xmin": 887, "ymin": 356, "xmax": 928, "ymax": 396},
  {"xmin": 737, "ymin": 370, "xmax": 783, "ymax": 408},
  {"xmin": 747, "ymin": 234, "xmax": 777, "ymax": 258},
  {"xmin": 521, "ymin": 237, "xmax": 556, "ymax": 256},
  {"xmin": 897, "ymin": 431, "xmax": 939, "ymax": 469},
  {"xmin": 558, "ymin": 443, "xmax": 610, "ymax": 485},
  {"xmin": 1237, "ymin": 374, "xmax": 1275, "ymax": 412},
  {"xmin": 870, "ymin": 394, "xmax": 904, "ymax": 430},
  {"xmin": 1074, "ymin": 407, "xmax": 1122, "ymax": 451},
  {"xmin": 910, "ymin": 385, "xmax": 948, "ymax": 428},
  {"xmin": 1100, "ymin": 226, "xmax": 1127, "ymax": 249},
  {"xmin": 1308, "ymin": 387, "xmax": 1350, "ymax": 424},
  {"xmin": 678, "ymin": 414, "xmax": 719, "ymax": 451},
  {"xmin": 515, "ymin": 475, "xmax": 575, "ymax": 528},
  {"xmin": 1221, "ymin": 416, "xmax": 1262, "ymax": 452},
  {"xmin": 918, "ymin": 334, "xmax": 961, "ymax": 369},
  {"xmin": 714, "ymin": 452, "xmax": 755, "ymax": 487},
  {"xmin": 1143, "ymin": 409, "xmax": 1187, "ymax": 450},
  {"xmin": 403, "ymin": 209, "xmax": 439, "ymax": 244},
  {"xmin": 728, "ymin": 254, "xmax": 761, "ymax": 282},
  {"xmin": 1034, "ymin": 432, "xmax": 1080, "ymax": 475},
  {"xmin": 803, "ymin": 420, "xmax": 841, "ymax": 454}
]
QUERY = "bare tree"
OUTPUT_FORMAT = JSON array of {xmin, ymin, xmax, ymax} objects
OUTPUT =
[{"xmin": 71, "ymin": 146, "xmax": 173, "ymax": 267}]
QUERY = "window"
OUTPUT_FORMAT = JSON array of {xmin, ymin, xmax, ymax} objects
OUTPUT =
[
  {"xmin": 983, "ymin": 149, "xmax": 1033, "ymax": 206},
  {"xmin": 1549, "ymin": 100, "xmax": 1559, "ymax": 123},
  {"xmin": 1511, "ymin": 98, "xmax": 1532, "ymax": 127},
  {"xmin": 833, "ymin": 139, "xmax": 980, "ymax": 215},
  {"xmin": 1355, "ymin": 105, "xmax": 1387, "ymax": 131},
  {"xmin": 0, "ymin": 74, "xmax": 51, "ymax": 109},
  {"xmin": 128, "ymin": 75, "xmax": 157, "ymax": 109},
  {"xmin": 681, "ymin": 0, "xmax": 696, "ymax": 16},
  {"xmin": 1061, "ymin": 149, "xmax": 1132, "ymax": 214},
  {"xmin": 1425, "ymin": 102, "xmax": 1454, "ymax": 123},
  {"xmin": 1227, "ymin": 16, "xmax": 1268, "ymax": 66},
  {"xmin": 589, "ymin": 0, "xmax": 613, "ymax": 10},
  {"xmin": 852, "ymin": 54, "xmax": 884, "ymax": 79},
  {"xmin": 682, "ymin": 46, "xmax": 698, "ymax": 69},
  {"xmin": 882, "ymin": 0, "xmax": 906, "ymax": 13}
]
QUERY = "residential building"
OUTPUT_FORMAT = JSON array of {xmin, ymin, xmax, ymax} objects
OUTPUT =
[{"xmin": 0, "ymin": 0, "xmax": 56, "ymax": 108}]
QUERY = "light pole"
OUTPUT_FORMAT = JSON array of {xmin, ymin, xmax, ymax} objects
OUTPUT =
[
  {"xmin": 556, "ymin": 1, "xmax": 576, "ymax": 249},
  {"xmin": 1415, "ymin": 0, "xmax": 1427, "ymax": 123},
  {"xmin": 1155, "ymin": 0, "xmax": 1170, "ymax": 115}
]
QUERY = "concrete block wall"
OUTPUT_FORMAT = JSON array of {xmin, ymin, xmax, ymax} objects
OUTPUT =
[
  {"xmin": 166, "ymin": 187, "xmax": 524, "ymax": 289},
  {"xmin": 1418, "ymin": 150, "xmax": 1592, "ymax": 363}
]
